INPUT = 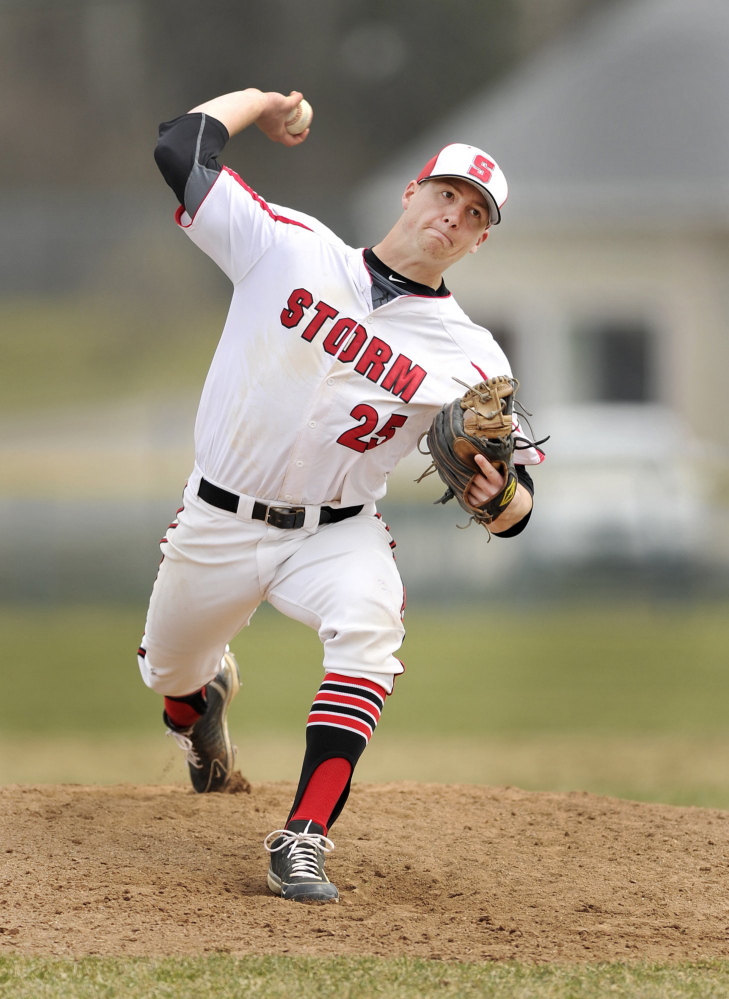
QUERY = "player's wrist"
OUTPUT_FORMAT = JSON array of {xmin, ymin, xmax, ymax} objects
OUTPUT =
[{"xmin": 488, "ymin": 483, "xmax": 532, "ymax": 533}]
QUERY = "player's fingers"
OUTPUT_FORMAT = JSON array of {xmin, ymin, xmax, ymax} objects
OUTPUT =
[
  {"xmin": 279, "ymin": 127, "xmax": 310, "ymax": 147},
  {"xmin": 474, "ymin": 454, "xmax": 501, "ymax": 481},
  {"xmin": 467, "ymin": 474, "xmax": 499, "ymax": 505},
  {"xmin": 465, "ymin": 485, "xmax": 482, "ymax": 506},
  {"xmin": 284, "ymin": 91, "xmax": 304, "ymax": 109},
  {"xmin": 467, "ymin": 456, "xmax": 505, "ymax": 506},
  {"xmin": 466, "ymin": 481, "xmax": 492, "ymax": 506}
]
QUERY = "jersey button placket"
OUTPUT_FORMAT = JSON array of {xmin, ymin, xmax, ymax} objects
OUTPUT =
[{"xmin": 282, "ymin": 372, "xmax": 338, "ymax": 498}]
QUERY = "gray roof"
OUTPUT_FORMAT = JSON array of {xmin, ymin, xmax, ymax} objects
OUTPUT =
[{"xmin": 355, "ymin": 0, "xmax": 729, "ymax": 237}]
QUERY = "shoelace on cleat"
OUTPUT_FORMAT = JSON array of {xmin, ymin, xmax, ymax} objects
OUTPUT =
[
  {"xmin": 264, "ymin": 829, "xmax": 335, "ymax": 880},
  {"xmin": 166, "ymin": 728, "xmax": 202, "ymax": 770}
]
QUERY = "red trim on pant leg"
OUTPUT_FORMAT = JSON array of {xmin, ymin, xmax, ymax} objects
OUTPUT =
[{"xmin": 288, "ymin": 757, "xmax": 353, "ymax": 835}]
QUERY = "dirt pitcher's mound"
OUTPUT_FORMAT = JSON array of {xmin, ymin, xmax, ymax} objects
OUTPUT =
[{"xmin": 2, "ymin": 782, "xmax": 729, "ymax": 963}]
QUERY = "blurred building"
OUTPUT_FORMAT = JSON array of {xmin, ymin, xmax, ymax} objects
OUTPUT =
[{"xmin": 355, "ymin": 0, "xmax": 729, "ymax": 573}]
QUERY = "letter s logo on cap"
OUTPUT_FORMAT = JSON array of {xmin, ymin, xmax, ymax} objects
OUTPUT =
[{"xmin": 468, "ymin": 154, "xmax": 495, "ymax": 184}]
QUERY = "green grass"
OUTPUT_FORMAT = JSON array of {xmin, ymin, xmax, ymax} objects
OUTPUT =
[
  {"xmin": 4, "ymin": 729, "xmax": 729, "ymax": 806},
  {"xmin": 3, "ymin": 602, "xmax": 729, "ymax": 738},
  {"xmin": 1, "ymin": 298, "xmax": 225, "ymax": 413},
  {"xmin": 2, "ymin": 957, "xmax": 729, "ymax": 999},
  {"xmin": 3, "ymin": 602, "xmax": 729, "ymax": 804}
]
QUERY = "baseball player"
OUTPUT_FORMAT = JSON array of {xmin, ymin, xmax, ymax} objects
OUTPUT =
[{"xmin": 139, "ymin": 88, "xmax": 543, "ymax": 903}]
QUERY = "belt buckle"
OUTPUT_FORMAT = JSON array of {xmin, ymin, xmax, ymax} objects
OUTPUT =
[{"xmin": 266, "ymin": 505, "xmax": 306, "ymax": 530}]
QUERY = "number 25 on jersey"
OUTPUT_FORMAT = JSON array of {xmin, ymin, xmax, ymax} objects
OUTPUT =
[{"xmin": 337, "ymin": 405, "xmax": 408, "ymax": 453}]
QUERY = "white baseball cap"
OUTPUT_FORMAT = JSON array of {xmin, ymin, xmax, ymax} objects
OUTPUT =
[{"xmin": 416, "ymin": 143, "xmax": 508, "ymax": 226}]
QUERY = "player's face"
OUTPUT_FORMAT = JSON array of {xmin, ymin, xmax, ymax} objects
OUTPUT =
[{"xmin": 401, "ymin": 178, "xmax": 490, "ymax": 268}]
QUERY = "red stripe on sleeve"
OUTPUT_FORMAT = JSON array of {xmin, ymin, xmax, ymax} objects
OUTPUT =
[{"xmin": 221, "ymin": 167, "xmax": 314, "ymax": 231}]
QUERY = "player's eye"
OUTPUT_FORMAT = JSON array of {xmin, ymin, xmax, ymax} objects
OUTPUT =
[{"xmin": 442, "ymin": 190, "xmax": 454, "ymax": 199}]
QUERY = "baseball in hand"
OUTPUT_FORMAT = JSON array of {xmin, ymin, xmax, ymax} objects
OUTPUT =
[{"xmin": 285, "ymin": 99, "xmax": 313, "ymax": 135}]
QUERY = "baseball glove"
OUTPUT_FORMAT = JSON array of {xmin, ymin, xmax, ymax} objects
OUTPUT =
[{"xmin": 417, "ymin": 375, "xmax": 519, "ymax": 529}]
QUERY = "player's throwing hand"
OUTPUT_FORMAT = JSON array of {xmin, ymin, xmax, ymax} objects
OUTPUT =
[
  {"xmin": 189, "ymin": 88, "xmax": 310, "ymax": 146},
  {"xmin": 256, "ymin": 91, "xmax": 311, "ymax": 146}
]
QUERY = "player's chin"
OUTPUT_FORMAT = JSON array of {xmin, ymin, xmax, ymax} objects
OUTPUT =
[{"xmin": 419, "ymin": 235, "xmax": 451, "ymax": 260}]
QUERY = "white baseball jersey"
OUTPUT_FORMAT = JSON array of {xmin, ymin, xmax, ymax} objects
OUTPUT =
[{"xmin": 175, "ymin": 164, "xmax": 542, "ymax": 509}]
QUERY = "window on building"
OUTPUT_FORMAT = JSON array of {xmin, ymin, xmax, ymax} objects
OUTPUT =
[{"xmin": 574, "ymin": 320, "xmax": 656, "ymax": 403}]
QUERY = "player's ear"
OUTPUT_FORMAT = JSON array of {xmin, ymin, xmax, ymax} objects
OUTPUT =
[
  {"xmin": 402, "ymin": 180, "xmax": 418, "ymax": 210},
  {"xmin": 469, "ymin": 230, "xmax": 489, "ymax": 254}
]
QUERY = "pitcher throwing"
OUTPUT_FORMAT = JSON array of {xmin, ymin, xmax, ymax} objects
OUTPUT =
[{"xmin": 139, "ymin": 87, "xmax": 543, "ymax": 902}]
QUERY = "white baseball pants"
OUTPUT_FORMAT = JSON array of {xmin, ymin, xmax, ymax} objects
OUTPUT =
[{"xmin": 138, "ymin": 468, "xmax": 406, "ymax": 698}]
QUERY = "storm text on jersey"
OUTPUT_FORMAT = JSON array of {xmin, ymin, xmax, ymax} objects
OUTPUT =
[{"xmin": 280, "ymin": 288, "xmax": 428, "ymax": 404}]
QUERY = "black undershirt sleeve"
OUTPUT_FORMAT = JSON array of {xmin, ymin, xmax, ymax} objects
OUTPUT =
[
  {"xmin": 515, "ymin": 463, "xmax": 534, "ymax": 496},
  {"xmin": 154, "ymin": 112, "xmax": 230, "ymax": 214},
  {"xmin": 493, "ymin": 464, "xmax": 535, "ymax": 539}
]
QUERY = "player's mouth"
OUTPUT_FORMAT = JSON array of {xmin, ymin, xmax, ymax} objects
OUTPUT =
[{"xmin": 425, "ymin": 227, "xmax": 452, "ymax": 246}]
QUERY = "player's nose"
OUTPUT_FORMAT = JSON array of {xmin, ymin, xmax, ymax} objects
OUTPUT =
[{"xmin": 442, "ymin": 208, "xmax": 463, "ymax": 227}]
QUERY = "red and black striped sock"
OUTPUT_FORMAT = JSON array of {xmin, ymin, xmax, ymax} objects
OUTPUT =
[{"xmin": 287, "ymin": 672, "xmax": 388, "ymax": 833}]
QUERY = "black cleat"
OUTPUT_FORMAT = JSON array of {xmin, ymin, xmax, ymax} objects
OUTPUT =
[
  {"xmin": 166, "ymin": 649, "xmax": 240, "ymax": 793},
  {"xmin": 264, "ymin": 819, "xmax": 339, "ymax": 902}
]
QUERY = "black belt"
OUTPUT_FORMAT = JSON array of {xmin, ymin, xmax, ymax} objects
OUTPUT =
[{"xmin": 197, "ymin": 477, "xmax": 363, "ymax": 530}]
